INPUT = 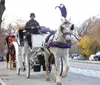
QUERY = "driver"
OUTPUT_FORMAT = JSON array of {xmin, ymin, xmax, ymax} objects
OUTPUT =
[
  {"xmin": 25, "ymin": 13, "xmax": 41, "ymax": 49},
  {"xmin": 25, "ymin": 13, "xmax": 40, "ymax": 34}
]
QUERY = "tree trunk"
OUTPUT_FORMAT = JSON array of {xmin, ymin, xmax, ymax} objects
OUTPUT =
[{"xmin": 0, "ymin": 0, "xmax": 5, "ymax": 30}]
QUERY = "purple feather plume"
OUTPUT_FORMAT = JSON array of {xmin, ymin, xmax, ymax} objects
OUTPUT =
[{"xmin": 55, "ymin": 4, "xmax": 67, "ymax": 18}]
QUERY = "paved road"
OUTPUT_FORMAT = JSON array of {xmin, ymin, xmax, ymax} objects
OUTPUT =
[
  {"xmin": 0, "ymin": 62, "xmax": 100, "ymax": 85},
  {"xmin": 69, "ymin": 60, "xmax": 100, "ymax": 71}
]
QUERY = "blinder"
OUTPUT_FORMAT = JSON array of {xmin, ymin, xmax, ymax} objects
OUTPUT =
[
  {"xmin": 61, "ymin": 26, "xmax": 64, "ymax": 32},
  {"xmin": 70, "ymin": 24, "xmax": 74, "ymax": 30}
]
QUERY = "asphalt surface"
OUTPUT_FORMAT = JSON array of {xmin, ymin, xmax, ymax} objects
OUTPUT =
[
  {"xmin": 0, "ymin": 62, "xmax": 100, "ymax": 85},
  {"xmin": 69, "ymin": 60, "xmax": 100, "ymax": 71}
]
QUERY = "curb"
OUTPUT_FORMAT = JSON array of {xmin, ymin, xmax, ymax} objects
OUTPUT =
[{"xmin": 0, "ymin": 78, "xmax": 6, "ymax": 85}]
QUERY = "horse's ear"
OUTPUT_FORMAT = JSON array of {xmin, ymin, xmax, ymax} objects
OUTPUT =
[
  {"xmin": 60, "ymin": 17, "xmax": 66, "ymax": 23},
  {"xmin": 60, "ymin": 17, "xmax": 63, "ymax": 22}
]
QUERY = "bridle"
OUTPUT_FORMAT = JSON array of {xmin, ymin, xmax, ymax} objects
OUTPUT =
[{"xmin": 61, "ymin": 25, "xmax": 72, "ymax": 39}]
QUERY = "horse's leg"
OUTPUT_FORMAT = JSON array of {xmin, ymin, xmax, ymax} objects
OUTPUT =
[
  {"xmin": 6, "ymin": 62, "xmax": 8, "ymax": 68},
  {"xmin": 44, "ymin": 52, "xmax": 50, "ymax": 81},
  {"xmin": 6, "ymin": 53, "xmax": 9, "ymax": 68},
  {"xmin": 54, "ymin": 54, "xmax": 61, "ymax": 85},
  {"xmin": 9, "ymin": 55, "xmax": 12, "ymax": 69},
  {"xmin": 62, "ymin": 49, "xmax": 69, "ymax": 78},
  {"xmin": 13, "ymin": 56, "xmax": 16, "ymax": 68}
]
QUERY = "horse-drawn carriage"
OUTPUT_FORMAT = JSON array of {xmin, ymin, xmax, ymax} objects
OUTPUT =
[
  {"xmin": 12, "ymin": 26, "xmax": 54, "ymax": 78},
  {"xmin": 5, "ymin": 4, "xmax": 75, "ymax": 85}
]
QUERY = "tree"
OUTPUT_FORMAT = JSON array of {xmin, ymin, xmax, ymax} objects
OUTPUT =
[
  {"xmin": 77, "ymin": 23, "xmax": 100, "ymax": 57},
  {"xmin": 77, "ymin": 36, "xmax": 93, "ymax": 57},
  {"xmin": 77, "ymin": 17, "xmax": 98, "ymax": 37},
  {"xmin": 0, "ymin": 19, "xmax": 25, "ymax": 55},
  {"xmin": 5, "ymin": 19, "xmax": 26, "ymax": 34},
  {"xmin": 0, "ymin": 0, "xmax": 5, "ymax": 30},
  {"xmin": 0, "ymin": 32, "xmax": 6, "ymax": 55}
]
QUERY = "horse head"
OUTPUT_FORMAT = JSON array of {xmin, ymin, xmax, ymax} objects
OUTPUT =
[
  {"xmin": 56, "ymin": 4, "xmax": 74, "ymax": 42},
  {"xmin": 57, "ymin": 17, "xmax": 74, "ymax": 42}
]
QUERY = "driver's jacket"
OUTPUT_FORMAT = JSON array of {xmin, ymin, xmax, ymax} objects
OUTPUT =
[{"xmin": 25, "ymin": 20, "xmax": 40, "ymax": 34}]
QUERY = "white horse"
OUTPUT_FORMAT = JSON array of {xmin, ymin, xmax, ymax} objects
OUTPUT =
[{"xmin": 43, "ymin": 17, "xmax": 74, "ymax": 85}]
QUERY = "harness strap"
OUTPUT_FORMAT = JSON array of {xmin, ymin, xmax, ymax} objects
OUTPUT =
[
  {"xmin": 50, "ymin": 33, "xmax": 55, "ymax": 42},
  {"xmin": 44, "ymin": 32, "xmax": 56, "ymax": 55},
  {"xmin": 47, "ymin": 46, "xmax": 52, "ymax": 55}
]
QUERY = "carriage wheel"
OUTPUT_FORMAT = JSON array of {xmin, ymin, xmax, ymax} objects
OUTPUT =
[
  {"xmin": 16, "ymin": 58, "xmax": 21, "ymax": 75},
  {"xmin": 25, "ymin": 53, "xmax": 30, "ymax": 78},
  {"xmin": 17, "ymin": 68, "xmax": 20, "ymax": 75}
]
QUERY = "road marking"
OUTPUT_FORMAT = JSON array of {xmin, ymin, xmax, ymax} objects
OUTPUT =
[{"xmin": 0, "ymin": 78, "xmax": 6, "ymax": 85}]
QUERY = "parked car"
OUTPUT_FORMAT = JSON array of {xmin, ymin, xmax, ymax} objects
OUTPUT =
[
  {"xmin": 71, "ymin": 54, "xmax": 85, "ymax": 60},
  {"xmin": 93, "ymin": 56, "xmax": 100, "ymax": 61},
  {"xmin": 96, "ymin": 52, "xmax": 100, "ymax": 56},
  {"xmin": 0, "ymin": 56, "xmax": 5, "ymax": 61},
  {"xmin": 89, "ymin": 54, "xmax": 96, "ymax": 61},
  {"xmin": 71, "ymin": 54, "xmax": 79, "ymax": 60},
  {"xmin": 94, "ymin": 52, "xmax": 100, "ymax": 61},
  {"xmin": 77, "ymin": 54, "xmax": 85, "ymax": 60}
]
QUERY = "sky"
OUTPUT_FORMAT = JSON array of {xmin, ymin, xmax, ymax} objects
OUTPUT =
[{"xmin": 2, "ymin": 0, "xmax": 100, "ymax": 29}]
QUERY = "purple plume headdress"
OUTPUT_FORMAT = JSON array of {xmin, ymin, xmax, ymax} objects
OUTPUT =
[{"xmin": 55, "ymin": 4, "xmax": 67, "ymax": 18}]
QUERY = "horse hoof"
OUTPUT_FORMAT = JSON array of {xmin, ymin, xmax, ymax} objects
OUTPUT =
[
  {"xmin": 54, "ymin": 76, "xmax": 56, "ymax": 82},
  {"xmin": 46, "ymin": 77, "xmax": 50, "ymax": 81},
  {"xmin": 56, "ymin": 82, "xmax": 62, "ymax": 85},
  {"xmin": 62, "ymin": 74, "xmax": 67, "ymax": 78},
  {"xmin": 10, "ymin": 68, "xmax": 12, "ymax": 70},
  {"xmin": 61, "ymin": 72, "xmax": 67, "ymax": 78}
]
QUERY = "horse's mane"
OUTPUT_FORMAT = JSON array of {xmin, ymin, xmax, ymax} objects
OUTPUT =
[{"xmin": 56, "ymin": 25, "xmax": 62, "ymax": 34}]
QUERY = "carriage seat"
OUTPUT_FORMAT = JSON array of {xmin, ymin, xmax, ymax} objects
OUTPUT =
[{"xmin": 40, "ymin": 28, "xmax": 52, "ymax": 34}]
